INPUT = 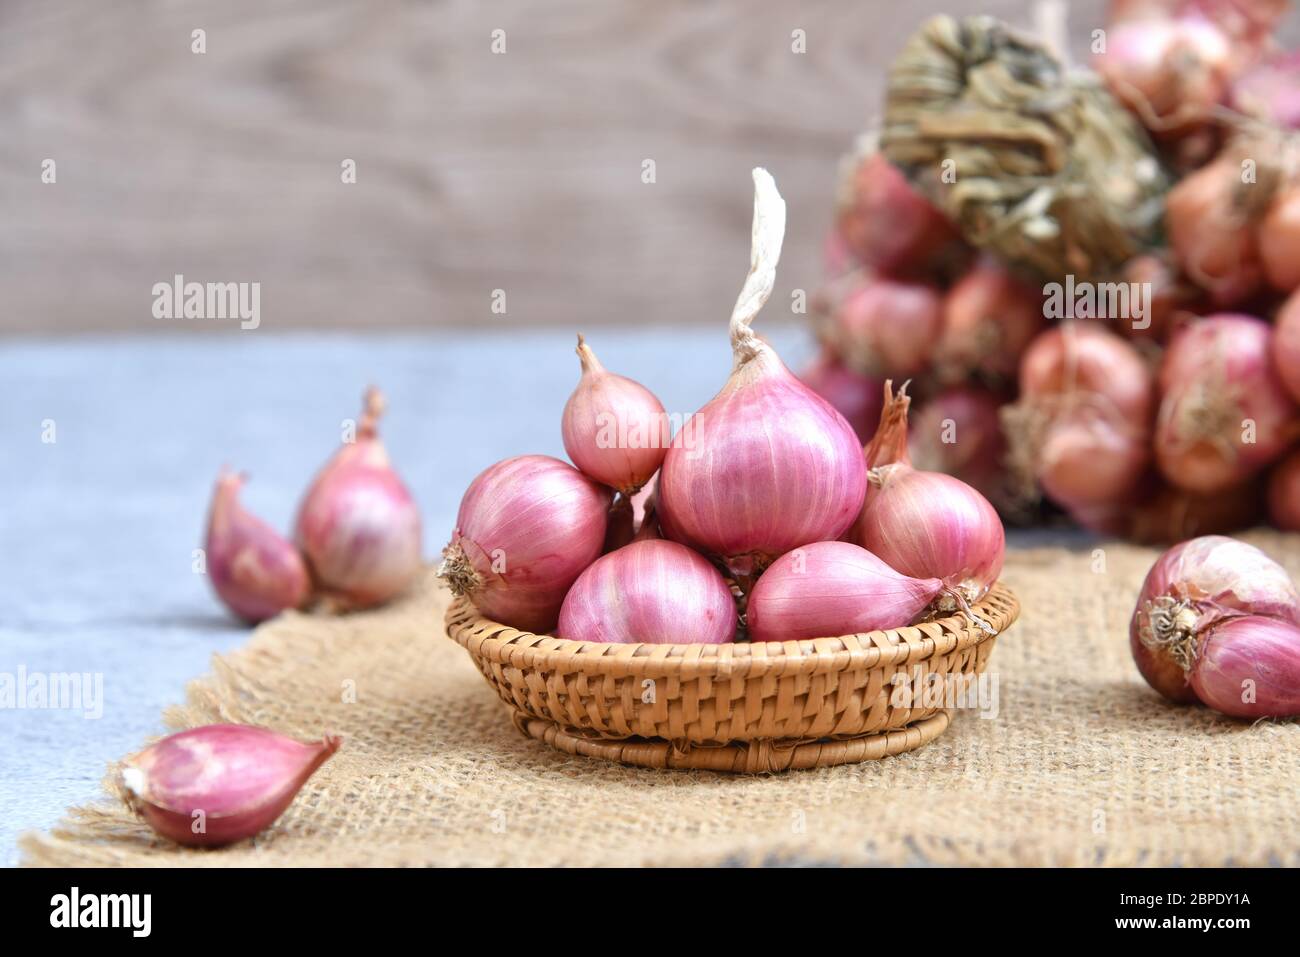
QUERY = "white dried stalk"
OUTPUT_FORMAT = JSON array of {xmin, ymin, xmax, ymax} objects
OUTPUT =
[{"xmin": 729, "ymin": 167, "xmax": 786, "ymax": 367}]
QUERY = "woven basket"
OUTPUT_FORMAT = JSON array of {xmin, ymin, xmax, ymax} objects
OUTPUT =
[{"xmin": 446, "ymin": 583, "xmax": 1019, "ymax": 773}]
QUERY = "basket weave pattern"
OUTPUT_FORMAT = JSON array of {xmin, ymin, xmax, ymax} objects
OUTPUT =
[{"xmin": 446, "ymin": 584, "xmax": 1018, "ymax": 772}]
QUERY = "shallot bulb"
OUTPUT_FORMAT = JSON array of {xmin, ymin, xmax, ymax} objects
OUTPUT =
[
  {"xmin": 834, "ymin": 142, "xmax": 960, "ymax": 275},
  {"xmin": 1002, "ymin": 323, "xmax": 1154, "ymax": 514},
  {"xmin": 800, "ymin": 349, "xmax": 885, "ymax": 444},
  {"xmin": 852, "ymin": 383, "xmax": 1005, "ymax": 606},
  {"xmin": 561, "ymin": 335, "xmax": 667, "ymax": 494},
  {"xmin": 1230, "ymin": 52, "xmax": 1300, "ymax": 129},
  {"xmin": 1189, "ymin": 615, "xmax": 1300, "ymax": 718},
  {"xmin": 1165, "ymin": 154, "xmax": 1264, "ymax": 306},
  {"xmin": 1155, "ymin": 314, "xmax": 1298, "ymax": 494},
  {"xmin": 1258, "ymin": 185, "xmax": 1300, "ymax": 294},
  {"xmin": 657, "ymin": 170, "xmax": 867, "ymax": 585},
  {"xmin": 826, "ymin": 274, "xmax": 943, "ymax": 377},
  {"xmin": 556, "ymin": 539, "xmax": 735, "ymax": 645},
  {"xmin": 1272, "ymin": 288, "xmax": 1300, "ymax": 403},
  {"xmin": 1131, "ymin": 535, "xmax": 1300, "ymax": 711},
  {"xmin": 746, "ymin": 541, "xmax": 943, "ymax": 643},
  {"xmin": 1268, "ymin": 448, "xmax": 1300, "ymax": 531},
  {"xmin": 1094, "ymin": 10, "xmax": 1234, "ymax": 137},
  {"xmin": 1119, "ymin": 252, "xmax": 1200, "ymax": 344},
  {"xmin": 440, "ymin": 454, "xmax": 609, "ymax": 633},
  {"xmin": 204, "ymin": 470, "xmax": 310, "ymax": 624},
  {"xmin": 120, "ymin": 724, "xmax": 340, "ymax": 847},
  {"xmin": 295, "ymin": 388, "xmax": 422, "ymax": 610},
  {"xmin": 934, "ymin": 260, "xmax": 1044, "ymax": 384},
  {"xmin": 909, "ymin": 386, "xmax": 1010, "ymax": 510}
]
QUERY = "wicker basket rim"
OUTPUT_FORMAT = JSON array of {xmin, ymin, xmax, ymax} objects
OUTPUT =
[{"xmin": 445, "ymin": 581, "xmax": 1018, "ymax": 678}]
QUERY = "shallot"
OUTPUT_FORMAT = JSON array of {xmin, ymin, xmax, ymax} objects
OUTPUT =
[
  {"xmin": 1003, "ymin": 323, "xmax": 1154, "ymax": 515},
  {"xmin": 1155, "ymin": 314, "xmax": 1297, "ymax": 494},
  {"xmin": 556, "ymin": 539, "xmax": 735, "ymax": 645},
  {"xmin": 1165, "ymin": 154, "xmax": 1264, "ymax": 306},
  {"xmin": 295, "ymin": 388, "xmax": 422, "ymax": 610},
  {"xmin": 561, "ymin": 334, "xmax": 667, "ymax": 494},
  {"xmin": 1189, "ymin": 615, "xmax": 1300, "ymax": 718},
  {"xmin": 908, "ymin": 386, "xmax": 1009, "ymax": 509},
  {"xmin": 204, "ymin": 470, "xmax": 310, "ymax": 624},
  {"xmin": 1273, "ymin": 288, "xmax": 1300, "ymax": 403},
  {"xmin": 934, "ymin": 260, "xmax": 1044, "ymax": 384},
  {"xmin": 1130, "ymin": 535, "xmax": 1300, "ymax": 705},
  {"xmin": 852, "ymin": 382, "xmax": 1005, "ymax": 606},
  {"xmin": 1258, "ymin": 185, "xmax": 1300, "ymax": 294},
  {"xmin": 1268, "ymin": 447, "xmax": 1300, "ymax": 531},
  {"xmin": 657, "ymin": 170, "xmax": 866, "ymax": 586},
  {"xmin": 746, "ymin": 541, "xmax": 942, "ymax": 643},
  {"xmin": 826, "ymin": 274, "xmax": 943, "ymax": 377},
  {"xmin": 120, "ymin": 724, "xmax": 340, "ymax": 847},
  {"xmin": 440, "ymin": 454, "xmax": 609, "ymax": 633}
]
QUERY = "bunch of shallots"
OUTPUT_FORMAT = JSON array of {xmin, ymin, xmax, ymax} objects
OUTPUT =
[
  {"xmin": 440, "ymin": 171, "xmax": 1007, "ymax": 647},
  {"xmin": 808, "ymin": 2, "xmax": 1300, "ymax": 542},
  {"xmin": 203, "ymin": 387, "xmax": 423, "ymax": 623}
]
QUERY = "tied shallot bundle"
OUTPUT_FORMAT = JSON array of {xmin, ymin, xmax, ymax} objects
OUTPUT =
[
  {"xmin": 1131, "ymin": 535, "xmax": 1300, "ymax": 717},
  {"xmin": 852, "ymin": 382, "xmax": 1005, "ymax": 608},
  {"xmin": 657, "ymin": 170, "xmax": 867, "ymax": 587},
  {"xmin": 1154, "ymin": 314, "xmax": 1298, "ymax": 494}
]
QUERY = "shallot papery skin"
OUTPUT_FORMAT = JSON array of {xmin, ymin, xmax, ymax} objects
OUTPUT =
[
  {"xmin": 204, "ymin": 471, "xmax": 310, "ymax": 624},
  {"xmin": 440, "ymin": 454, "xmax": 609, "ymax": 633},
  {"xmin": 828, "ymin": 274, "xmax": 943, "ymax": 377},
  {"xmin": 746, "ymin": 541, "xmax": 943, "ymax": 643},
  {"xmin": 1155, "ymin": 314, "xmax": 1298, "ymax": 494},
  {"xmin": 835, "ymin": 147, "xmax": 959, "ymax": 275},
  {"xmin": 120, "ymin": 724, "xmax": 340, "ymax": 847},
  {"xmin": 800, "ymin": 350, "xmax": 884, "ymax": 444},
  {"xmin": 658, "ymin": 170, "xmax": 866, "ymax": 584},
  {"xmin": 1259, "ymin": 186, "xmax": 1300, "ymax": 294},
  {"xmin": 1130, "ymin": 535, "xmax": 1300, "ymax": 703},
  {"xmin": 295, "ymin": 388, "xmax": 422, "ymax": 609},
  {"xmin": 556, "ymin": 539, "xmax": 735, "ymax": 645},
  {"xmin": 852, "ymin": 384, "xmax": 1005, "ymax": 603},
  {"xmin": 561, "ymin": 335, "xmax": 667, "ymax": 494},
  {"xmin": 1165, "ymin": 156, "xmax": 1264, "ymax": 306},
  {"xmin": 1274, "ymin": 289, "xmax": 1300, "ymax": 404},
  {"xmin": 1189, "ymin": 615, "xmax": 1300, "ymax": 718},
  {"xmin": 934, "ymin": 260, "xmax": 1044, "ymax": 384}
]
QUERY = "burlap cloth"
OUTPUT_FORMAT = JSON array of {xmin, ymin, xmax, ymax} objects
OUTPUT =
[{"xmin": 21, "ymin": 531, "xmax": 1300, "ymax": 867}]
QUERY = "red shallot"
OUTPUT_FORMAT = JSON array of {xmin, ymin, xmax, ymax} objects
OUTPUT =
[
  {"xmin": 440, "ymin": 454, "xmax": 609, "ymax": 633},
  {"xmin": 562, "ymin": 334, "xmax": 667, "ymax": 494},
  {"xmin": 657, "ymin": 169, "xmax": 867, "ymax": 586},
  {"xmin": 908, "ymin": 385, "xmax": 1009, "ymax": 509},
  {"xmin": 826, "ymin": 274, "xmax": 943, "ymax": 377},
  {"xmin": 204, "ymin": 470, "xmax": 310, "ymax": 624},
  {"xmin": 1189, "ymin": 615, "xmax": 1300, "ymax": 718},
  {"xmin": 1130, "ymin": 535, "xmax": 1300, "ymax": 705},
  {"xmin": 1258, "ymin": 185, "xmax": 1300, "ymax": 294},
  {"xmin": 934, "ymin": 259, "xmax": 1044, "ymax": 384},
  {"xmin": 746, "ymin": 541, "xmax": 943, "ymax": 643},
  {"xmin": 1003, "ymin": 323, "xmax": 1154, "ymax": 515},
  {"xmin": 852, "ymin": 383, "xmax": 1005, "ymax": 606},
  {"xmin": 295, "ymin": 388, "xmax": 422, "ymax": 610},
  {"xmin": 1155, "ymin": 314, "xmax": 1298, "ymax": 494},
  {"xmin": 1165, "ymin": 154, "xmax": 1264, "ymax": 307},
  {"xmin": 1273, "ymin": 288, "xmax": 1300, "ymax": 403},
  {"xmin": 556, "ymin": 539, "xmax": 735, "ymax": 645},
  {"xmin": 120, "ymin": 724, "xmax": 340, "ymax": 847}
]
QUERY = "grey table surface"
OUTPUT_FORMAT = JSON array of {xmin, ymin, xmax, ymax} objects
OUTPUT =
[{"xmin": 1, "ymin": 324, "xmax": 839, "ymax": 866}]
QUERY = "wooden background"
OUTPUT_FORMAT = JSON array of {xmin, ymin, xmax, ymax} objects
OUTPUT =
[{"xmin": 3, "ymin": 0, "xmax": 1296, "ymax": 336}]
